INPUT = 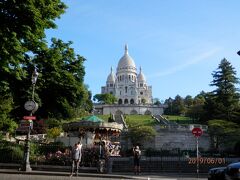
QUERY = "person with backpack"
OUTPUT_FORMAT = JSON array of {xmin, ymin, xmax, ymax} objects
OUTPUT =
[{"xmin": 133, "ymin": 145, "xmax": 141, "ymax": 175}]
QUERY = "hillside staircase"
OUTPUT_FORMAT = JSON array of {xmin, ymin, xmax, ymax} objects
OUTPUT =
[{"xmin": 112, "ymin": 114, "xmax": 128, "ymax": 130}]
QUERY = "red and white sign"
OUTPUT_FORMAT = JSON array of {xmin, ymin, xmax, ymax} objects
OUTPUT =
[
  {"xmin": 23, "ymin": 116, "xmax": 36, "ymax": 120},
  {"xmin": 192, "ymin": 127, "xmax": 203, "ymax": 137}
]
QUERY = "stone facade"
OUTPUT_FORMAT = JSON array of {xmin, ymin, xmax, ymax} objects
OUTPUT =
[
  {"xmin": 94, "ymin": 104, "xmax": 164, "ymax": 115},
  {"xmin": 101, "ymin": 45, "xmax": 152, "ymax": 105},
  {"xmin": 97, "ymin": 45, "xmax": 164, "ymax": 115}
]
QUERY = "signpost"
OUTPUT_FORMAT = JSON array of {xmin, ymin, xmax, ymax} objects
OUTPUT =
[
  {"xmin": 192, "ymin": 127, "xmax": 203, "ymax": 178},
  {"xmin": 20, "ymin": 120, "xmax": 33, "ymax": 129},
  {"xmin": 192, "ymin": 127, "xmax": 203, "ymax": 137},
  {"xmin": 23, "ymin": 116, "xmax": 36, "ymax": 120}
]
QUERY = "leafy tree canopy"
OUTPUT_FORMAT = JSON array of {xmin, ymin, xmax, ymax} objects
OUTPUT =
[
  {"xmin": 93, "ymin": 93, "xmax": 117, "ymax": 104},
  {"xmin": 208, "ymin": 119, "xmax": 240, "ymax": 150},
  {"xmin": 0, "ymin": 0, "xmax": 92, "ymax": 131},
  {"xmin": 207, "ymin": 58, "xmax": 240, "ymax": 121},
  {"xmin": 127, "ymin": 125, "xmax": 156, "ymax": 146}
]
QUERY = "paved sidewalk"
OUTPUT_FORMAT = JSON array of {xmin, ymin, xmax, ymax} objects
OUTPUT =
[{"xmin": 0, "ymin": 168, "xmax": 207, "ymax": 180}]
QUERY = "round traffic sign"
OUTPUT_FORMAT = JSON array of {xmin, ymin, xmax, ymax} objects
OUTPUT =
[{"xmin": 192, "ymin": 127, "xmax": 203, "ymax": 137}]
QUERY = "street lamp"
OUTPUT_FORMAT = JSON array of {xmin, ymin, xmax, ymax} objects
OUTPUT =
[
  {"xmin": 237, "ymin": 50, "xmax": 240, "ymax": 56},
  {"xmin": 31, "ymin": 68, "xmax": 39, "ymax": 102},
  {"xmin": 21, "ymin": 67, "xmax": 39, "ymax": 172}
]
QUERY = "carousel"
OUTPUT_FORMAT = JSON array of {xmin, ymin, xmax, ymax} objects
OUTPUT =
[{"xmin": 63, "ymin": 115, "xmax": 123, "ymax": 170}]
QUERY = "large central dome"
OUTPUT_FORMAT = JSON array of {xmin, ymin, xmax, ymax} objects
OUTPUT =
[{"xmin": 117, "ymin": 45, "xmax": 136, "ymax": 72}]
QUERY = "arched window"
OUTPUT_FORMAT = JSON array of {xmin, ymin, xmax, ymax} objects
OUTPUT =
[
  {"xmin": 130, "ymin": 99, "xmax": 134, "ymax": 104},
  {"xmin": 118, "ymin": 99, "xmax": 122, "ymax": 104},
  {"xmin": 124, "ymin": 99, "xmax": 128, "ymax": 104}
]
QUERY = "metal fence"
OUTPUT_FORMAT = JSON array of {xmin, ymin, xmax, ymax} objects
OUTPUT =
[{"xmin": 0, "ymin": 141, "xmax": 239, "ymax": 173}]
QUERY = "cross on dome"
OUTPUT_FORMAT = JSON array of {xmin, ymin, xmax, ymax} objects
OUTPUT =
[{"xmin": 125, "ymin": 44, "xmax": 128, "ymax": 54}]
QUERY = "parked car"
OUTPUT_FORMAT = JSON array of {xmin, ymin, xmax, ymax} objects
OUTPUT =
[
  {"xmin": 225, "ymin": 162, "xmax": 240, "ymax": 180},
  {"xmin": 208, "ymin": 167, "xmax": 226, "ymax": 180}
]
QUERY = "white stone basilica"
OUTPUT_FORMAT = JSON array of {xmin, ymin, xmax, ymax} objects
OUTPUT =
[
  {"xmin": 95, "ymin": 45, "xmax": 164, "ymax": 115},
  {"xmin": 101, "ymin": 45, "xmax": 152, "ymax": 105}
]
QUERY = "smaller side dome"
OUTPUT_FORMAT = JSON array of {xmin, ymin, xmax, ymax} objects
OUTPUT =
[
  {"xmin": 137, "ymin": 67, "xmax": 146, "ymax": 82},
  {"xmin": 107, "ymin": 67, "xmax": 116, "ymax": 82}
]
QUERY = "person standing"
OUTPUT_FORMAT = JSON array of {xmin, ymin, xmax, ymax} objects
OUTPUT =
[
  {"xmin": 133, "ymin": 146, "xmax": 141, "ymax": 175},
  {"xmin": 77, "ymin": 141, "xmax": 82, "ymax": 158},
  {"xmin": 70, "ymin": 143, "xmax": 81, "ymax": 177}
]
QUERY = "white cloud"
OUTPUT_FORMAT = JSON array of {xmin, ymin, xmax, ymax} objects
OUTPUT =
[{"xmin": 148, "ymin": 47, "xmax": 221, "ymax": 78}]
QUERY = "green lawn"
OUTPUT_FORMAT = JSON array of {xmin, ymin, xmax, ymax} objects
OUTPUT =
[
  {"xmin": 163, "ymin": 115, "xmax": 197, "ymax": 124},
  {"xmin": 96, "ymin": 114, "xmax": 196, "ymax": 125},
  {"xmin": 96, "ymin": 115, "xmax": 111, "ymax": 121},
  {"xmin": 125, "ymin": 115, "xmax": 157, "ymax": 126}
]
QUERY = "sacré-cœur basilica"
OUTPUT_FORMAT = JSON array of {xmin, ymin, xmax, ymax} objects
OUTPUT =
[{"xmin": 94, "ymin": 45, "xmax": 165, "ymax": 115}]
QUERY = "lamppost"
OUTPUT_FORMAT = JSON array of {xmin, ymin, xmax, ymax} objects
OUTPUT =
[
  {"xmin": 237, "ymin": 50, "xmax": 240, "ymax": 56},
  {"xmin": 21, "ymin": 67, "xmax": 39, "ymax": 172}
]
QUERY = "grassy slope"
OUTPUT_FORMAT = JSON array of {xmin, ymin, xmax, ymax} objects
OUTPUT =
[{"xmin": 96, "ymin": 114, "xmax": 195, "ymax": 125}]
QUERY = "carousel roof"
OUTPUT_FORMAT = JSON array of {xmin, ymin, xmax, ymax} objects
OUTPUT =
[{"xmin": 81, "ymin": 115, "xmax": 103, "ymax": 123}]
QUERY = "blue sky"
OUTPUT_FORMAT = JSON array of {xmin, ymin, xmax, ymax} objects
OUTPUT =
[{"xmin": 46, "ymin": 0, "xmax": 240, "ymax": 101}]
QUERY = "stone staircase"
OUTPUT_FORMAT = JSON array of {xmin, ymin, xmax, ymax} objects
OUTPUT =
[{"xmin": 113, "ymin": 114, "xmax": 128, "ymax": 130}]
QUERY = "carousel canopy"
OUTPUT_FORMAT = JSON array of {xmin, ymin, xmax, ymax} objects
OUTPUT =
[{"xmin": 81, "ymin": 115, "xmax": 103, "ymax": 123}]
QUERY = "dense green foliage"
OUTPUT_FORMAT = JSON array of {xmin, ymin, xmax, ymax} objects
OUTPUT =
[
  {"xmin": 208, "ymin": 120, "xmax": 240, "ymax": 150},
  {"xmin": 124, "ymin": 115, "xmax": 156, "ymax": 146},
  {"xmin": 126, "ymin": 125, "xmax": 156, "ymax": 146},
  {"xmin": 93, "ymin": 93, "xmax": 117, "ymax": 104},
  {"xmin": 204, "ymin": 59, "xmax": 240, "ymax": 122},
  {"xmin": 0, "ymin": 0, "xmax": 92, "ymax": 133}
]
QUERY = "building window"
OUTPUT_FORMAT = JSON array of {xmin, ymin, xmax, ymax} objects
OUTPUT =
[
  {"xmin": 120, "ymin": 91, "xmax": 121, "ymax": 95},
  {"xmin": 110, "ymin": 83, "xmax": 113, "ymax": 87},
  {"xmin": 140, "ymin": 92, "xmax": 143, "ymax": 95},
  {"xmin": 130, "ymin": 99, "xmax": 134, "ymax": 104},
  {"xmin": 125, "ymin": 86, "xmax": 127, "ymax": 93},
  {"xmin": 118, "ymin": 99, "xmax": 122, "ymax": 104},
  {"xmin": 140, "ymin": 83, "xmax": 143, "ymax": 87},
  {"xmin": 124, "ymin": 99, "xmax": 128, "ymax": 104},
  {"xmin": 110, "ymin": 91, "xmax": 113, "ymax": 94}
]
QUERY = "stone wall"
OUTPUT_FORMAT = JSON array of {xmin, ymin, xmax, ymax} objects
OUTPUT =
[
  {"xmin": 94, "ymin": 104, "xmax": 165, "ymax": 115},
  {"xmin": 143, "ymin": 125, "xmax": 210, "ymax": 150}
]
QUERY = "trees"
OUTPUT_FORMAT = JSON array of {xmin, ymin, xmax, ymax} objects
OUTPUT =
[
  {"xmin": 33, "ymin": 38, "xmax": 90, "ymax": 119},
  {"xmin": 164, "ymin": 95, "xmax": 185, "ymax": 115},
  {"xmin": 153, "ymin": 98, "xmax": 161, "ymax": 105},
  {"xmin": 208, "ymin": 120, "xmax": 240, "ymax": 150},
  {"xmin": 93, "ymin": 93, "xmax": 117, "ymax": 104},
  {"xmin": 127, "ymin": 125, "xmax": 156, "ymax": 146},
  {"xmin": 0, "ymin": 1, "xmax": 91, "ymax": 131},
  {"xmin": 206, "ymin": 59, "xmax": 240, "ymax": 122}
]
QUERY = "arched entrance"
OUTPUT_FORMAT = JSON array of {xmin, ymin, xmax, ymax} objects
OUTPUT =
[
  {"xmin": 118, "ymin": 99, "xmax": 122, "ymax": 104},
  {"xmin": 124, "ymin": 99, "xmax": 128, "ymax": 104},
  {"xmin": 130, "ymin": 110, "xmax": 138, "ymax": 115},
  {"xmin": 144, "ymin": 110, "xmax": 152, "ymax": 115},
  {"xmin": 130, "ymin": 99, "xmax": 134, "ymax": 104}
]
